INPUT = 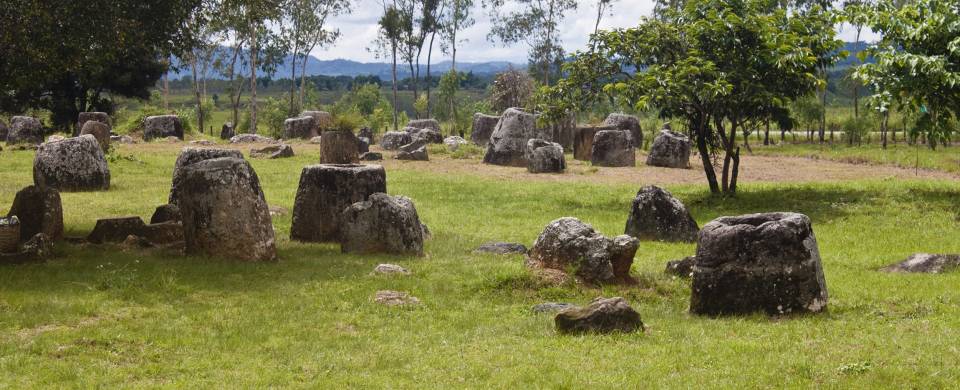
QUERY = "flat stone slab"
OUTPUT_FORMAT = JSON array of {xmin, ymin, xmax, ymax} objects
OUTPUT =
[
  {"xmin": 474, "ymin": 242, "xmax": 528, "ymax": 255},
  {"xmin": 371, "ymin": 264, "xmax": 411, "ymax": 275},
  {"xmin": 374, "ymin": 290, "xmax": 420, "ymax": 306},
  {"xmin": 881, "ymin": 253, "xmax": 960, "ymax": 273}
]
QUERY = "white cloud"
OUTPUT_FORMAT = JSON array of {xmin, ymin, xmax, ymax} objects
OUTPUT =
[{"xmin": 311, "ymin": 1, "xmax": 878, "ymax": 64}]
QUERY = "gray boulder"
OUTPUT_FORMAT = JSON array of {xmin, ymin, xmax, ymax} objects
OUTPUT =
[
  {"xmin": 143, "ymin": 115, "xmax": 184, "ymax": 141},
  {"xmin": 881, "ymin": 253, "xmax": 960, "ymax": 273},
  {"xmin": 527, "ymin": 217, "xmax": 639, "ymax": 285},
  {"xmin": 76, "ymin": 112, "xmax": 109, "ymax": 136},
  {"xmin": 319, "ymin": 130, "xmax": 360, "ymax": 164},
  {"xmin": 646, "ymin": 129, "xmax": 691, "ymax": 168},
  {"xmin": 7, "ymin": 116, "xmax": 44, "ymax": 145},
  {"xmin": 691, "ymin": 212, "xmax": 828, "ymax": 316},
  {"xmin": 406, "ymin": 118, "xmax": 441, "ymax": 132},
  {"xmin": 546, "ymin": 113, "xmax": 577, "ymax": 151},
  {"xmin": 471, "ymin": 113, "xmax": 500, "ymax": 146},
  {"xmin": 301, "ymin": 110, "xmax": 333, "ymax": 131},
  {"xmin": 381, "ymin": 131, "xmax": 413, "ymax": 150},
  {"xmin": 624, "ymin": 185, "xmax": 699, "ymax": 242},
  {"xmin": 0, "ymin": 233, "xmax": 53, "ymax": 264},
  {"xmin": 555, "ymin": 297, "xmax": 644, "ymax": 334},
  {"xmin": 33, "ymin": 135, "xmax": 110, "ymax": 191},
  {"xmin": 603, "ymin": 113, "xmax": 642, "ymax": 147},
  {"xmin": 284, "ymin": 116, "xmax": 318, "ymax": 139},
  {"xmin": 250, "ymin": 144, "xmax": 294, "ymax": 159},
  {"xmin": 360, "ymin": 152, "xmax": 383, "ymax": 161},
  {"xmin": 220, "ymin": 122, "xmax": 235, "ymax": 140},
  {"xmin": 168, "ymin": 148, "xmax": 244, "ymax": 205},
  {"xmin": 291, "ymin": 164, "xmax": 387, "ymax": 243},
  {"xmin": 178, "ymin": 157, "xmax": 276, "ymax": 261},
  {"xmin": 80, "ymin": 121, "xmax": 111, "ymax": 153},
  {"xmin": 443, "ymin": 136, "xmax": 468, "ymax": 151},
  {"xmin": 358, "ymin": 137, "xmax": 370, "ymax": 153},
  {"xmin": 340, "ymin": 193, "xmax": 424, "ymax": 256},
  {"xmin": 396, "ymin": 141, "xmax": 428, "ymax": 161},
  {"xmin": 150, "ymin": 204, "xmax": 181, "ymax": 224},
  {"xmin": 87, "ymin": 216, "xmax": 147, "ymax": 244},
  {"xmin": 525, "ymin": 139, "xmax": 565, "ymax": 173},
  {"xmin": 229, "ymin": 133, "xmax": 277, "ymax": 144},
  {"xmin": 483, "ymin": 108, "xmax": 553, "ymax": 167},
  {"xmin": 591, "ymin": 130, "xmax": 635, "ymax": 167},
  {"xmin": 411, "ymin": 129, "xmax": 443, "ymax": 144},
  {"xmin": 6, "ymin": 185, "xmax": 63, "ymax": 242},
  {"xmin": 665, "ymin": 256, "xmax": 697, "ymax": 277}
]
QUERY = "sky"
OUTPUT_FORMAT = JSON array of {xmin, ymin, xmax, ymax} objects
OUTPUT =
[{"xmin": 312, "ymin": 0, "xmax": 878, "ymax": 64}]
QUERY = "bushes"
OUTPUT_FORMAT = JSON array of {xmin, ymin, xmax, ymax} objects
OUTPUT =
[
  {"xmin": 488, "ymin": 68, "xmax": 535, "ymax": 112},
  {"xmin": 842, "ymin": 116, "xmax": 874, "ymax": 146}
]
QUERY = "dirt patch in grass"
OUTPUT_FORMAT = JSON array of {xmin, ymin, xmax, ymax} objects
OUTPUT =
[
  {"xmin": 376, "ymin": 148, "xmax": 959, "ymax": 186},
  {"xmin": 118, "ymin": 141, "xmax": 959, "ymax": 186}
]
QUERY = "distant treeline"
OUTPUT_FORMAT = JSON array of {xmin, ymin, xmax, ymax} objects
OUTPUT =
[{"xmin": 164, "ymin": 71, "xmax": 493, "ymax": 93}]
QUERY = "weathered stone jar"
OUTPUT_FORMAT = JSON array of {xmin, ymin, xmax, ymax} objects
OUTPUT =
[
  {"xmin": 690, "ymin": 212, "xmax": 828, "ymax": 316},
  {"xmin": 291, "ymin": 164, "xmax": 387, "ymax": 243}
]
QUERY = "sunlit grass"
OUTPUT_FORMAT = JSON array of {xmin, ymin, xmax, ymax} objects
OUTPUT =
[{"xmin": 1, "ymin": 142, "xmax": 959, "ymax": 387}]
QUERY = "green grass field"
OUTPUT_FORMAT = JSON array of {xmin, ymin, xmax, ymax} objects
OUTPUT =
[{"xmin": 1, "ymin": 141, "xmax": 960, "ymax": 387}]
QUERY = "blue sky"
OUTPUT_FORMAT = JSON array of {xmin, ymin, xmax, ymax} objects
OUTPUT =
[{"xmin": 312, "ymin": 0, "xmax": 877, "ymax": 63}]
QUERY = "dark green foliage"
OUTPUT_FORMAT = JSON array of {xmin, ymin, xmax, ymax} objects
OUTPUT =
[{"xmin": 0, "ymin": 0, "xmax": 201, "ymax": 130}]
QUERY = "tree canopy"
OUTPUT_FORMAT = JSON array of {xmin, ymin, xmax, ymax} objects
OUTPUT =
[
  {"xmin": 0, "ymin": 0, "xmax": 200, "ymax": 129},
  {"xmin": 538, "ymin": 0, "xmax": 842, "ymax": 194},
  {"xmin": 853, "ymin": 0, "xmax": 960, "ymax": 149}
]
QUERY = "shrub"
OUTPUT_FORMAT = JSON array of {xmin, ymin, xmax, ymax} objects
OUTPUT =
[
  {"xmin": 489, "ymin": 68, "xmax": 535, "ymax": 113},
  {"xmin": 842, "ymin": 116, "xmax": 874, "ymax": 146}
]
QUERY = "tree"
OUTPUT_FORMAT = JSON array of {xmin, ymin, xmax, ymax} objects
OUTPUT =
[
  {"xmin": 373, "ymin": 4, "xmax": 406, "ymax": 131},
  {"xmin": 394, "ymin": 0, "xmax": 441, "ymax": 118},
  {"xmin": 440, "ymin": 0, "xmax": 475, "ymax": 129},
  {"xmin": 186, "ymin": 0, "xmax": 220, "ymax": 136},
  {"xmin": 223, "ymin": 0, "xmax": 283, "ymax": 134},
  {"xmin": 842, "ymin": 0, "xmax": 872, "ymax": 119},
  {"xmin": 282, "ymin": 0, "xmax": 351, "ymax": 114},
  {"xmin": 489, "ymin": 68, "xmax": 535, "ymax": 112},
  {"xmin": 853, "ymin": 0, "xmax": 960, "ymax": 150},
  {"xmin": 486, "ymin": 0, "xmax": 579, "ymax": 86},
  {"xmin": 538, "ymin": 0, "xmax": 840, "ymax": 194},
  {"xmin": 0, "ymin": 0, "xmax": 200, "ymax": 130},
  {"xmin": 422, "ymin": 0, "xmax": 445, "ymax": 117},
  {"xmin": 593, "ymin": 0, "xmax": 618, "ymax": 35}
]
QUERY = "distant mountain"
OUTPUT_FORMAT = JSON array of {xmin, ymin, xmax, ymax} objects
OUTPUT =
[
  {"xmin": 168, "ymin": 41, "xmax": 868, "ymax": 80},
  {"xmin": 168, "ymin": 49, "xmax": 524, "ymax": 80}
]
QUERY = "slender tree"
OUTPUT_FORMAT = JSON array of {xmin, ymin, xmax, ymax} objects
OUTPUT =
[
  {"xmin": 538, "ymin": 0, "xmax": 841, "ymax": 194},
  {"xmin": 486, "ymin": 0, "xmax": 579, "ymax": 86},
  {"xmin": 373, "ymin": 3, "xmax": 405, "ymax": 130},
  {"xmin": 440, "ymin": 0, "xmax": 474, "ymax": 129}
]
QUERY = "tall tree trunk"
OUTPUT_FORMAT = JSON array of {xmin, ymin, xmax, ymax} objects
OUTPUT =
[
  {"xmin": 450, "ymin": 26, "xmax": 458, "ymax": 135},
  {"xmin": 299, "ymin": 49, "xmax": 312, "ymax": 110},
  {"xmin": 853, "ymin": 29, "xmax": 861, "ymax": 119},
  {"xmin": 426, "ymin": 31, "xmax": 436, "ymax": 118},
  {"xmin": 594, "ymin": 0, "xmax": 603, "ymax": 35},
  {"xmin": 695, "ymin": 114, "xmax": 720, "ymax": 194},
  {"xmin": 163, "ymin": 73, "xmax": 169, "ymax": 111},
  {"xmin": 392, "ymin": 43, "xmax": 399, "ymax": 131},
  {"xmin": 819, "ymin": 67, "xmax": 827, "ymax": 143},
  {"xmin": 763, "ymin": 120, "xmax": 770, "ymax": 146},
  {"xmin": 249, "ymin": 25, "xmax": 259, "ymax": 134},
  {"xmin": 290, "ymin": 49, "xmax": 298, "ymax": 115},
  {"xmin": 191, "ymin": 56, "xmax": 203, "ymax": 138},
  {"xmin": 408, "ymin": 60, "xmax": 418, "ymax": 118}
]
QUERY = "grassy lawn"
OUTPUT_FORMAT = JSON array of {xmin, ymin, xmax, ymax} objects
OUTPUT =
[
  {"xmin": 752, "ymin": 142, "xmax": 960, "ymax": 174},
  {"xmin": 1, "ymin": 141, "xmax": 960, "ymax": 387}
]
